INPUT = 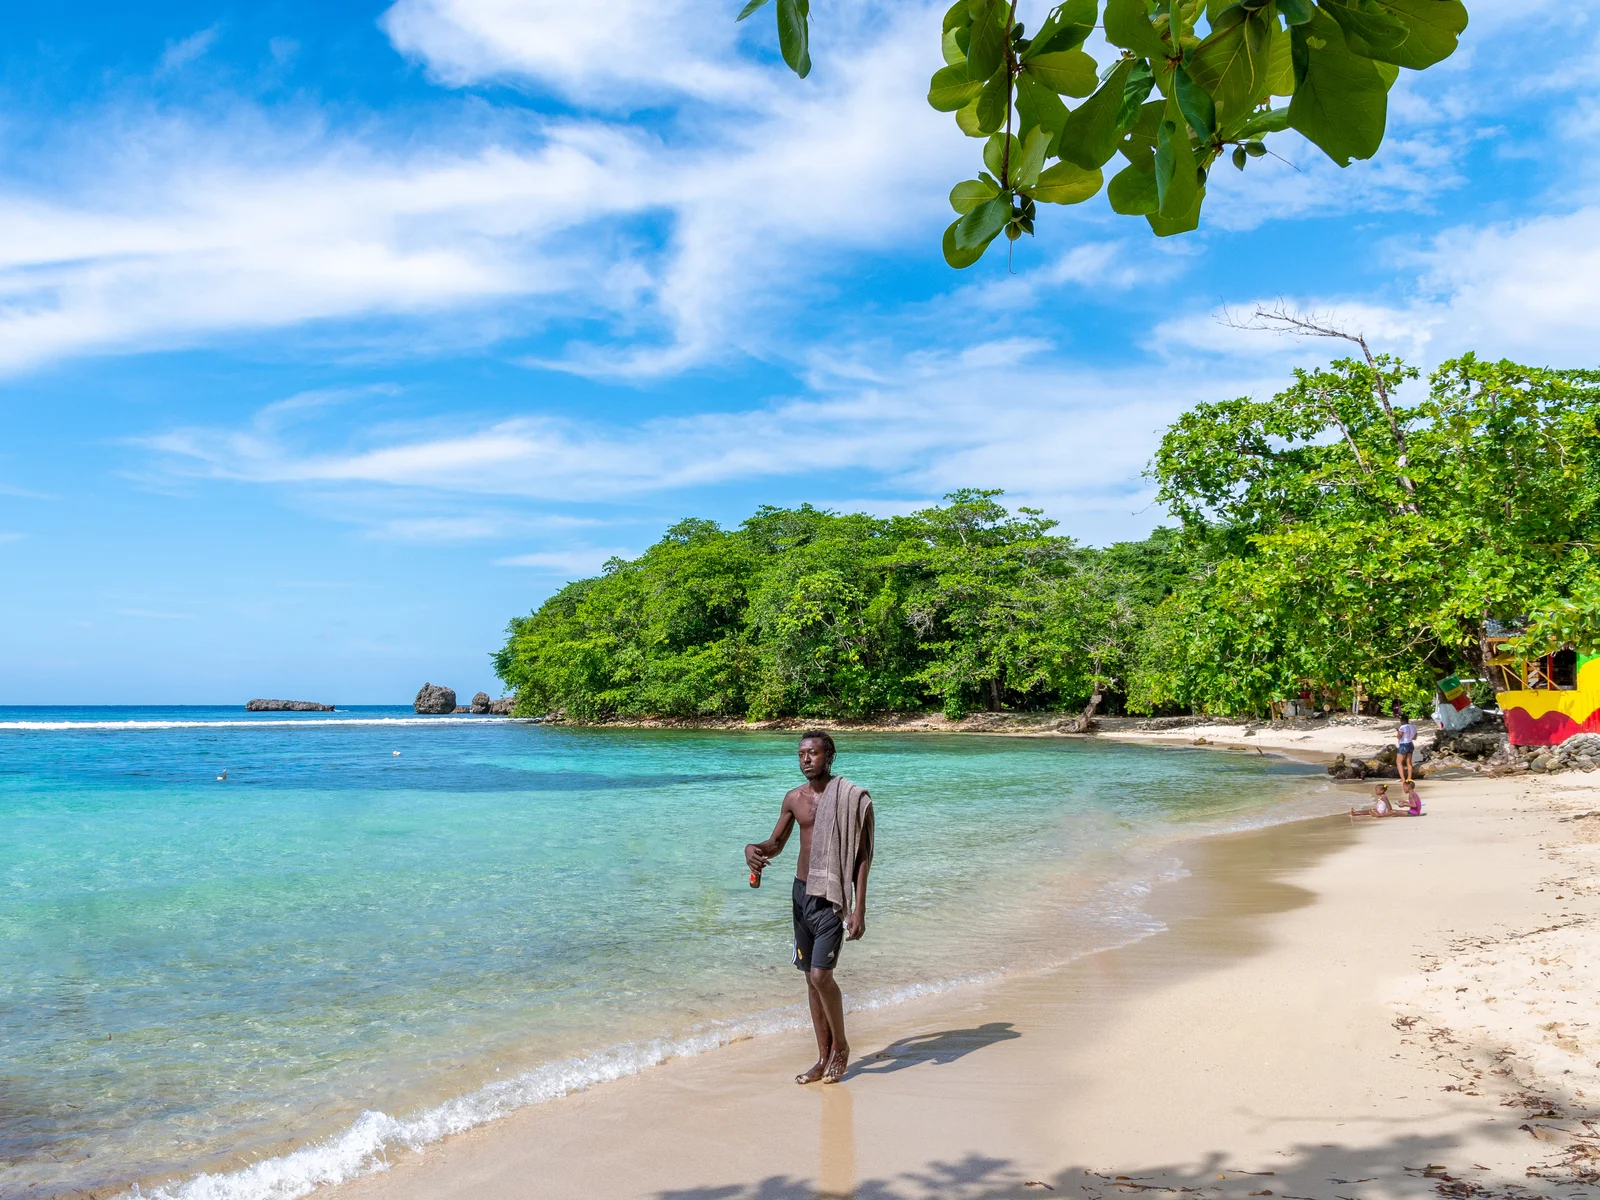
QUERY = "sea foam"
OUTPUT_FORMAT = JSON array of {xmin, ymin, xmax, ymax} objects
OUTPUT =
[{"xmin": 127, "ymin": 976, "xmax": 997, "ymax": 1200}]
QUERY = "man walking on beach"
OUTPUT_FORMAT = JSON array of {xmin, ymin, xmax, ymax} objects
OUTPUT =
[{"xmin": 745, "ymin": 731, "xmax": 875, "ymax": 1086}]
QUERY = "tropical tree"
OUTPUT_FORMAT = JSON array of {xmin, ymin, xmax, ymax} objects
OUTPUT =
[
  {"xmin": 737, "ymin": 0, "xmax": 1468, "ymax": 264},
  {"xmin": 1141, "ymin": 341, "xmax": 1600, "ymax": 713}
]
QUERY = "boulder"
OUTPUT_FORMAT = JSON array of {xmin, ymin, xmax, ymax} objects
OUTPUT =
[
  {"xmin": 246, "ymin": 699, "xmax": 335, "ymax": 712},
  {"xmin": 414, "ymin": 683, "xmax": 456, "ymax": 714},
  {"xmin": 471, "ymin": 691, "xmax": 491, "ymax": 714},
  {"xmin": 489, "ymin": 696, "xmax": 516, "ymax": 715}
]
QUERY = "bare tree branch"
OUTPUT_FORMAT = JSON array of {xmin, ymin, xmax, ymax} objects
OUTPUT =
[{"xmin": 1219, "ymin": 301, "xmax": 1419, "ymax": 514}]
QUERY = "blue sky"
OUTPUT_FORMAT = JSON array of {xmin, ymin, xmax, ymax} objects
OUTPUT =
[{"xmin": 0, "ymin": 0, "xmax": 1594, "ymax": 704}]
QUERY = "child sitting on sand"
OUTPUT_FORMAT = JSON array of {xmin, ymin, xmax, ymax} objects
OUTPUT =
[
  {"xmin": 1350, "ymin": 783, "xmax": 1424, "ymax": 819},
  {"xmin": 1401, "ymin": 781, "xmax": 1423, "ymax": 815}
]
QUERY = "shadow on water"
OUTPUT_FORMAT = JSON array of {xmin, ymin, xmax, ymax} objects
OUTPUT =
[
  {"xmin": 847, "ymin": 1022, "xmax": 1021, "ymax": 1077},
  {"xmin": 652, "ymin": 1127, "xmax": 1547, "ymax": 1200}
]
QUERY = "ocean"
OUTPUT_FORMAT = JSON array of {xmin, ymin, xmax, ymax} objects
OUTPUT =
[{"xmin": 0, "ymin": 707, "xmax": 1331, "ymax": 1200}]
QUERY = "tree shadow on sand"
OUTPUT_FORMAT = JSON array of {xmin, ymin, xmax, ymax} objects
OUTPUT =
[
  {"xmin": 846, "ymin": 1023, "xmax": 1022, "ymax": 1078},
  {"xmin": 654, "ymin": 1123, "xmax": 1569, "ymax": 1200}
]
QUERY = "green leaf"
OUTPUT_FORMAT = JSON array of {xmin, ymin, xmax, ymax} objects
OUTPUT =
[
  {"xmin": 1187, "ymin": 5, "xmax": 1267, "ymax": 123},
  {"xmin": 942, "ymin": 26, "xmax": 967, "ymax": 66},
  {"xmin": 975, "ymin": 68, "xmax": 1011, "ymax": 134},
  {"xmin": 950, "ymin": 177, "xmax": 1002, "ymax": 213},
  {"xmin": 1147, "ymin": 184, "xmax": 1205, "ymax": 235},
  {"xmin": 1279, "ymin": 0, "xmax": 1313, "ymax": 24},
  {"xmin": 1174, "ymin": 64, "xmax": 1217, "ymax": 139},
  {"xmin": 1262, "ymin": 17, "xmax": 1295, "ymax": 95},
  {"xmin": 1288, "ymin": 8, "xmax": 1391, "ymax": 166},
  {"xmin": 1117, "ymin": 58, "xmax": 1158, "ymax": 127},
  {"xmin": 1016, "ymin": 76, "xmax": 1072, "ymax": 155},
  {"xmin": 984, "ymin": 131, "xmax": 1025, "ymax": 181},
  {"xmin": 1321, "ymin": 0, "xmax": 1412, "ymax": 61},
  {"xmin": 1107, "ymin": 159, "xmax": 1159, "ymax": 213},
  {"xmin": 943, "ymin": 0, "xmax": 973, "ymax": 31},
  {"xmin": 1155, "ymin": 105, "xmax": 1199, "ymax": 217},
  {"xmin": 1368, "ymin": 0, "xmax": 1468, "ymax": 68},
  {"xmin": 1117, "ymin": 97, "xmax": 1165, "ymax": 165},
  {"xmin": 1058, "ymin": 57, "xmax": 1135, "ymax": 169},
  {"xmin": 967, "ymin": 0, "xmax": 1009, "ymax": 81},
  {"xmin": 776, "ymin": 0, "xmax": 811, "ymax": 78},
  {"xmin": 955, "ymin": 97, "xmax": 986, "ymax": 136},
  {"xmin": 929, "ymin": 63, "xmax": 986, "ymax": 111},
  {"xmin": 736, "ymin": 0, "xmax": 770, "ymax": 21},
  {"xmin": 954, "ymin": 194, "xmax": 1012, "ymax": 250},
  {"xmin": 1014, "ymin": 125, "xmax": 1056, "ymax": 191},
  {"xmin": 1030, "ymin": 159, "xmax": 1105, "ymax": 204},
  {"xmin": 942, "ymin": 218, "xmax": 992, "ymax": 267},
  {"xmin": 1022, "ymin": 0, "xmax": 1099, "ymax": 58},
  {"xmin": 1022, "ymin": 49, "xmax": 1099, "ymax": 96},
  {"xmin": 1104, "ymin": 0, "xmax": 1169, "ymax": 59}
]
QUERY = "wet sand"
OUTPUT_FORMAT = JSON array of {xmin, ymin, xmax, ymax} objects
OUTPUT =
[{"xmin": 311, "ymin": 770, "xmax": 1600, "ymax": 1200}]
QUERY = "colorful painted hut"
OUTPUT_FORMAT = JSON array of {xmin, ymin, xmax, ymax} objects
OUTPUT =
[{"xmin": 1486, "ymin": 637, "xmax": 1599, "ymax": 746}]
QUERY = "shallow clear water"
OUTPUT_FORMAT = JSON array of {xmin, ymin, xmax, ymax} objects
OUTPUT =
[{"xmin": 0, "ymin": 707, "xmax": 1328, "ymax": 1199}]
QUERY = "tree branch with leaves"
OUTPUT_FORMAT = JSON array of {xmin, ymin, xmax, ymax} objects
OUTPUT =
[{"xmin": 738, "ymin": 0, "xmax": 1467, "ymax": 265}]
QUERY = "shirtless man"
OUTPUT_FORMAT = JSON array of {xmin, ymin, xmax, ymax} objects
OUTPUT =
[{"xmin": 745, "ymin": 731, "xmax": 874, "ymax": 1086}]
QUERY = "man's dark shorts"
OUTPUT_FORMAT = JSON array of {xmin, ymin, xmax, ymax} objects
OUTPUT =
[{"xmin": 792, "ymin": 877, "xmax": 844, "ymax": 972}]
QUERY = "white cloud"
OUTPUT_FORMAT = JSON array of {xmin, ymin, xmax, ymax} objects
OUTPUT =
[
  {"xmin": 157, "ymin": 27, "xmax": 219, "ymax": 75},
  {"xmin": 381, "ymin": 0, "xmax": 766, "ymax": 104},
  {"xmin": 137, "ymin": 335, "xmax": 1269, "ymax": 543},
  {"xmin": 0, "ymin": 3, "xmax": 969, "ymax": 378},
  {"xmin": 495, "ymin": 548, "xmax": 634, "ymax": 574},
  {"xmin": 1154, "ymin": 204, "xmax": 1600, "ymax": 372}
]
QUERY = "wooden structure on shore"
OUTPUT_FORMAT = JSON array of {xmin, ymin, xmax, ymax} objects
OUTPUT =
[{"xmin": 1487, "ymin": 637, "xmax": 1600, "ymax": 746}]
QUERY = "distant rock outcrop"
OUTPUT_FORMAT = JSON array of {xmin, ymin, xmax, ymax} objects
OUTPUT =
[
  {"xmin": 471, "ymin": 691, "xmax": 491, "ymax": 714},
  {"xmin": 246, "ymin": 699, "xmax": 335, "ymax": 712},
  {"xmin": 414, "ymin": 683, "xmax": 457, "ymax": 714},
  {"xmin": 489, "ymin": 696, "xmax": 516, "ymax": 715}
]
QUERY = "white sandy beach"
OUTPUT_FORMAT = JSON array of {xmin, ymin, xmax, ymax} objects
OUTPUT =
[{"xmin": 299, "ymin": 730, "xmax": 1600, "ymax": 1200}]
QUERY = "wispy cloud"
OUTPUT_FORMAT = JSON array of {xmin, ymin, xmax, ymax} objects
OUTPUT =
[
  {"xmin": 157, "ymin": 27, "xmax": 220, "ymax": 76},
  {"xmin": 495, "ymin": 548, "xmax": 635, "ymax": 574},
  {"xmin": 0, "ymin": 483, "xmax": 57, "ymax": 500},
  {"xmin": 1154, "ymin": 204, "xmax": 1600, "ymax": 370}
]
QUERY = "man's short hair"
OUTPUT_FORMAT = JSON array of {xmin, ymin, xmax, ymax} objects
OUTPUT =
[{"xmin": 799, "ymin": 729, "xmax": 836, "ymax": 757}]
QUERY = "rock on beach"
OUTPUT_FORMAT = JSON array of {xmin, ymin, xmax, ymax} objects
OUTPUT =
[
  {"xmin": 471, "ymin": 692, "xmax": 491, "ymax": 714},
  {"xmin": 413, "ymin": 683, "xmax": 456, "ymax": 714},
  {"xmin": 245, "ymin": 699, "xmax": 335, "ymax": 712}
]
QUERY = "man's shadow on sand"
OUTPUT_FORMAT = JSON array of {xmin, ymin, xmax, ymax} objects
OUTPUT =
[{"xmin": 848, "ymin": 1022, "xmax": 1020, "ymax": 1077}]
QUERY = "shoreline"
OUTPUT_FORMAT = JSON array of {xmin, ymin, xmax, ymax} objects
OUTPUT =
[
  {"xmin": 294, "ymin": 768, "xmax": 1600, "ymax": 1200},
  {"xmin": 537, "ymin": 710, "xmax": 1406, "ymax": 760},
  {"xmin": 100, "ymin": 747, "xmax": 1332, "ymax": 1200}
]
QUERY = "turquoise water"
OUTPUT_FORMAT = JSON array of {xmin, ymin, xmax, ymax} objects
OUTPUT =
[{"xmin": 0, "ymin": 708, "xmax": 1326, "ymax": 1200}]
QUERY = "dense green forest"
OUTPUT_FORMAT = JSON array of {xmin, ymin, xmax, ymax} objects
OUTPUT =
[{"xmin": 494, "ymin": 354, "xmax": 1600, "ymax": 720}]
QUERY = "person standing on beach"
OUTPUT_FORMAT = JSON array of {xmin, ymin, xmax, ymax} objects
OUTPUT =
[
  {"xmin": 745, "ymin": 731, "xmax": 875, "ymax": 1086},
  {"xmin": 1395, "ymin": 713, "xmax": 1418, "ymax": 786}
]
